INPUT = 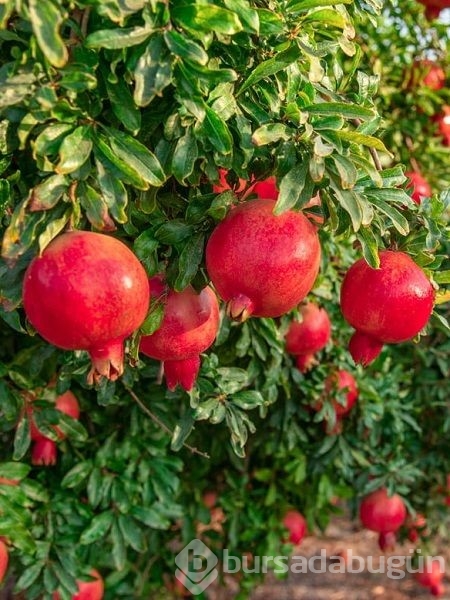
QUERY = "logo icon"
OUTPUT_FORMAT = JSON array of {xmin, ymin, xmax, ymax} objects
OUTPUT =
[{"xmin": 175, "ymin": 539, "xmax": 218, "ymax": 595}]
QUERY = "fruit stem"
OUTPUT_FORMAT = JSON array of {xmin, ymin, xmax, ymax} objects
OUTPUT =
[
  {"xmin": 88, "ymin": 338, "xmax": 125, "ymax": 385},
  {"xmin": 226, "ymin": 294, "xmax": 254, "ymax": 322}
]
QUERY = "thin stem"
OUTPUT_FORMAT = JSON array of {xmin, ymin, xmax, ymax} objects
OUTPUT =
[
  {"xmin": 353, "ymin": 118, "xmax": 383, "ymax": 171},
  {"xmin": 125, "ymin": 385, "xmax": 210, "ymax": 459}
]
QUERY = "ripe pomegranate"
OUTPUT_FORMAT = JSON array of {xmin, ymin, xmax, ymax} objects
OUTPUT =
[
  {"xmin": 435, "ymin": 105, "xmax": 450, "ymax": 146},
  {"xmin": 140, "ymin": 276, "xmax": 220, "ymax": 391},
  {"xmin": 22, "ymin": 231, "xmax": 150, "ymax": 384},
  {"xmin": 285, "ymin": 303, "xmax": 331, "ymax": 356},
  {"xmin": 340, "ymin": 251, "xmax": 434, "ymax": 366},
  {"xmin": 405, "ymin": 171, "xmax": 432, "ymax": 204},
  {"xmin": 324, "ymin": 370, "xmax": 358, "ymax": 417},
  {"xmin": 417, "ymin": 0, "xmax": 450, "ymax": 19},
  {"xmin": 359, "ymin": 488, "xmax": 407, "ymax": 533},
  {"xmin": 378, "ymin": 531, "xmax": 397, "ymax": 552},
  {"xmin": 410, "ymin": 59, "xmax": 446, "ymax": 90},
  {"xmin": 0, "ymin": 539, "xmax": 8, "ymax": 584},
  {"xmin": 250, "ymin": 176, "xmax": 278, "ymax": 200},
  {"xmin": 213, "ymin": 168, "xmax": 247, "ymax": 195},
  {"xmin": 283, "ymin": 510, "xmax": 307, "ymax": 545},
  {"xmin": 32, "ymin": 438, "xmax": 57, "ymax": 466},
  {"xmin": 53, "ymin": 569, "xmax": 104, "ymax": 600},
  {"xmin": 28, "ymin": 390, "xmax": 80, "ymax": 441},
  {"xmin": 416, "ymin": 559, "xmax": 444, "ymax": 590},
  {"xmin": 206, "ymin": 199, "xmax": 321, "ymax": 320},
  {"xmin": 295, "ymin": 353, "xmax": 317, "ymax": 373}
]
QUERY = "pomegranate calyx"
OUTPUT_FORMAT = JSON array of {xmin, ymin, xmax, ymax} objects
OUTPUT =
[
  {"xmin": 164, "ymin": 356, "xmax": 201, "ymax": 392},
  {"xmin": 226, "ymin": 294, "xmax": 254, "ymax": 322},
  {"xmin": 349, "ymin": 330, "xmax": 383, "ymax": 366},
  {"xmin": 87, "ymin": 339, "xmax": 125, "ymax": 385}
]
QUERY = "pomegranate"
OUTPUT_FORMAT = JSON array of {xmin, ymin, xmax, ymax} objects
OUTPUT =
[
  {"xmin": 324, "ymin": 370, "xmax": 358, "ymax": 417},
  {"xmin": 53, "ymin": 569, "xmax": 104, "ymax": 600},
  {"xmin": 410, "ymin": 59, "xmax": 446, "ymax": 90},
  {"xmin": 206, "ymin": 199, "xmax": 321, "ymax": 320},
  {"xmin": 28, "ymin": 390, "xmax": 80, "ymax": 441},
  {"xmin": 407, "ymin": 513, "xmax": 427, "ymax": 543},
  {"xmin": 359, "ymin": 488, "xmax": 407, "ymax": 533},
  {"xmin": 295, "ymin": 353, "xmax": 317, "ymax": 373},
  {"xmin": 202, "ymin": 490, "xmax": 218, "ymax": 509},
  {"xmin": 22, "ymin": 231, "xmax": 150, "ymax": 384},
  {"xmin": 250, "ymin": 176, "xmax": 278, "ymax": 200},
  {"xmin": 32, "ymin": 438, "xmax": 57, "ymax": 466},
  {"xmin": 140, "ymin": 276, "xmax": 220, "ymax": 391},
  {"xmin": 340, "ymin": 250, "xmax": 434, "ymax": 365},
  {"xmin": 285, "ymin": 303, "xmax": 331, "ymax": 356},
  {"xmin": 416, "ymin": 559, "xmax": 445, "ymax": 590},
  {"xmin": 417, "ymin": 0, "xmax": 450, "ymax": 19},
  {"xmin": 378, "ymin": 531, "xmax": 397, "ymax": 552},
  {"xmin": 405, "ymin": 171, "xmax": 432, "ymax": 204},
  {"xmin": 213, "ymin": 168, "xmax": 247, "ymax": 195},
  {"xmin": 435, "ymin": 105, "xmax": 450, "ymax": 146},
  {"xmin": 283, "ymin": 510, "xmax": 307, "ymax": 545},
  {"xmin": 0, "ymin": 539, "xmax": 8, "ymax": 584}
]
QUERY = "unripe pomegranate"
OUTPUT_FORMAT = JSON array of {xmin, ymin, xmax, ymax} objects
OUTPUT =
[
  {"xmin": 140, "ymin": 276, "xmax": 220, "ymax": 391},
  {"xmin": 340, "ymin": 251, "xmax": 434, "ymax": 366},
  {"xmin": 378, "ymin": 531, "xmax": 397, "ymax": 552},
  {"xmin": 435, "ymin": 105, "xmax": 450, "ymax": 146},
  {"xmin": 0, "ymin": 539, "xmax": 8, "ymax": 584},
  {"xmin": 405, "ymin": 171, "xmax": 432, "ymax": 204},
  {"xmin": 285, "ymin": 303, "xmax": 331, "ymax": 356},
  {"xmin": 32, "ymin": 438, "xmax": 57, "ymax": 466},
  {"xmin": 23, "ymin": 231, "xmax": 150, "ymax": 384},
  {"xmin": 416, "ymin": 559, "xmax": 444, "ymax": 589},
  {"xmin": 206, "ymin": 199, "xmax": 321, "ymax": 320},
  {"xmin": 53, "ymin": 569, "xmax": 104, "ymax": 600},
  {"xmin": 359, "ymin": 488, "xmax": 407, "ymax": 533},
  {"xmin": 283, "ymin": 510, "xmax": 307, "ymax": 545}
]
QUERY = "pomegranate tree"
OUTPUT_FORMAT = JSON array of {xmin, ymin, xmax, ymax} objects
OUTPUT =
[
  {"xmin": 206, "ymin": 199, "xmax": 321, "ymax": 321},
  {"xmin": 359, "ymin": 488, "xmax": 407, "ymax": 534},
  {"xmin": 340, "ymin": 250, "xmax": 434, "ymax": 365},
  {"xmin": 22, "ymin": 231, "xmax": 150, "ymax": 384},
  {"xmin": 405, "ymin": 171, "xmax": 432, "ymax": 204},
  {"xmin": 282, "ymin": 510, "xmax": 307, "ymax": 545},
  {"xmin": 285, "ymin": 303, "xmax": 331, "ymax": 373},
  {"xmin": 140, "ymin": 276, "xmax": 220, "ymax": 391}
]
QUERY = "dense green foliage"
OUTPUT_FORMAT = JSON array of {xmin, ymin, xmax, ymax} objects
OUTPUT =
[{"xmin": 0, "ymin": 0, "xmax": 448, "ymax": 598}]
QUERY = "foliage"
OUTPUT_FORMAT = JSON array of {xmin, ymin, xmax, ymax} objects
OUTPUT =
[{"xmin": 0, "ymin": 0, "xmax": 448, "ymax": 598}]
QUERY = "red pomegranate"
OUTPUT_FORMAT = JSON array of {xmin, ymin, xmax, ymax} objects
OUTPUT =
[
  {"xmin": 140, "ymin": 276, "xmax": 220, "ymax": 391},
  {"xmin": 213, "ymin": 168, "xmax": 247, "ymax": 195},
  {"xmin": 283, "ymin": 510, "xmax": 307, "ymax": 545},
  {"xmin": 295, "ymin": 353, "xmax": 317, "ymax": 373},
  {"xmin": 340, "ymin": 251, "xmax": 434, "ymax": 366},
  {"xmin": 28, "ymin": 390, "xmax": 80, "ymax": 441},
  {"xmin": 435, "ymin": 105, "xmax": 450, "ymax": 146},
  {"xmin": 53, "ymin": 569, "xmax": 104, "ymax": 600},
  {"xmin": 285, "ymin": 303, "xmax": 331, "ymax": 356},
  {"xmin": 405, "ymin": 171, "xmax": 432, "ymax": 204},
  {"xmin": 0, "ymin": 539, "xmax": 8, "ymax": 584},
  {"xmin": 206, "ymin": 199, "xmax": 321, "ymax": 320},
  {"xmin": 378, "ymin": 531, "xmax": 397, "ymax": 552},
  {"xmin": 416, "ymin": 559, "xmax": 445, "ymax": 590},
  {"xmin": 411, "ymin": 59, "xmax": 446, "ymax": 90},
  {"xmin": 250, "ymin": 176, "xmax": 278, "ymax": 200},
  {"xmin": 22, "ymin": 231, "xmax": 150, "ymax": 384},
  {"xmin": 417, "ymin": 0, "xmax": 450, "ymax": 19},
  {"xmin": 324, "ymin": 370, "xmax": 358, "ymax": 417},
  {"xmin": 32, "ymin": 438, "xmax": 57, "ymax": 466},
  {"xmin": 407, "ymin": 513, "xmax": 427, "ymax": 543},
  {"xmin": 359, "ymin": 488, "xmax": 407, "ymax": 533}
]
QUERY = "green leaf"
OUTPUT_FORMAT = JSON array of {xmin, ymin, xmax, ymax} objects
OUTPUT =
[
  {"xmin": 304, "ymin": 9, "xmax": 347, "ymax": 28},
  {"xmin": 54, "ymin": 414, "xmax": 88, "ymax": 442},
  {"xmin": 367, "ymin": 196, "xmax": 410, "ymax": 235},
  {"xmin": 111, "ymin": 520, "xmax": 127, "ymax": 571},
  {"xmin": 172, "ymin": 127, "xmax": 198, "ymax": 184},
  {"xmin": 13, "ymin": 417, "xmax": 30, "ymax": 461},
  {"xmin": 172, "ymin": 5, "xmax": 243, "ymax": 35},
  {"xmin": 252, "ymin": 123, "xmax": 291, "ymax": 146},
  {"xmin": 80, "ymin": 511, "xmax": 114, "ymax": 545},
  {"xmin": 223, "ymin": 0, "xmax": 259, "ymax": 33},
  {"xmin": 105, "ymin": 77, "xmax": 141, "ymax": 135},
  {"xmin": 0, "ymin": 462, "xmax": 30, "ymax": 481},
  {"xmin": 79, "ymin": 183, "xmax": 115, "ymax": 231},
  {"xmin": 86, "ymin": 26, "xmax": 153, "ymax": 49},
  {"xmin": 29, "ymin": 174, "xmax": 69, "ymax": 211},
  {"xmin": 154, "ymin": 221, "xmax": 194, "ymax": 245},
  {"xmin": 95, "ymin": 136, "xmax": 148, "ymax": 190},
  {"xmin": 164, "ymin": 30, "xmax": 208, "ymax": 65},
  {"xmin": 60, "ymin": 461, "xmax": 93, "ymax": 488},
  {"xmin": 55, "ymin": 126, "xmax": 93, "ymax": 175},
  {"xmin": 118, "ymin": 515, "xmax": 145, "ymax": 552},
  {"xmin": 288, "ymin": 0, "xmax": 351, "ymax": 10},
  {"xmin": 238, "ymin": 45, "xmax": 301, "ymax": 94},
  {"xmin": 140, "ymin": 300, "xmax": 165, "ymax": 336},
  {"xmin": 29, "ymin": 0, "xmax": 68, "ymax": 67},
  {"xmin": 200, "ymin": 107, "xmax": 233, "ymax": 155},
  {"xmin": 304, "ymin": 102, "xmax": 375, "ymax": 120},
  {"xmin": 331, "ymin": 185, "xmax": 363, "ymax": 231},
  {"xmin": 276, "ymin": 161, "xmax": 311, "ymax": 213},
  {"xmin": 174, "ymin": 234, "xmax": 205, "ymax": 291},
  {"xmin": 38, "ymin": 210, "xmax": 71, "ymax": 254},
  {"xmin": 232, "ymin": 390, "xmax": 265, "ymax": 410},
  {"xmin": 171, "ymin": 411, "xmax": 196, "ymax": 453},
  {"xmin": 130, "ymin": 506, "xmax": 171, "ymax": 529},
  {"xmin": 331, "ymin": 155, "xmax": 358, "ymax": 189},
  {"xmin": 335, "ymin": 130, "xmax": 393, "ymax": 156},
  {"xmin": 134, "ymin": 35, "xmax": 173, "ymax": 108},
  {"xmin": 356, "ymin": 227, "xmax": 380, "ymax": 269},
  {"xmin": 106, "ymin": 127, "xmax": 166, "ymax": 187},
  {"xmin": 96, "ymin": 159, "xmax": 128, "ymax": 223},
  {"xmin": 15, "ymin": 561, "xmax": 45, "ymax": 591}
]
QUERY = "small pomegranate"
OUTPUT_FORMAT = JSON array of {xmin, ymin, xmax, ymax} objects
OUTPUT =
[
  {"xmin": 340, "ymin": 251, "xmax": 434, "ymax": 366},
  {"xmin": 53, "ymin": 569, "xmax": 104, "ymax": 600},
  {"xmin": 28, "ymin": 390, "xmax": 80, "ymax": 441},
  {"xmin": 23, "ymin": 231, "xmax": 150, "ymax": 384},
  {"xmin": 285, "ymin": 303, "xmax": 331, "ymax": 356},
  {"xmin": 411, "ymin": 59, "xmax": 446, "ymax": 90},
  {"xmin": 324, "ymin": 370, "xmax": 358, "ymax": 417},
  {"xmin": 435, "ymin": 105, "xmax": 450, "ymax": 146},
  {"xmin": 407, "ymin": 513, "xmax": 427, "ymax": 543},
  {"xmin": 206, "ymin": 199, "xmax": 321, "ymax": 320},
  {"xmin": 416, "ymin": 559, "xmax": 444, "ymax": 590},
  {"xmin": 32, "ymin": 438, "xmax": 57, "ymax": 466},
  {"xmin": 417, "ymin": 0, "xmax": 450, "ymax": 19},
  {"xmin": 202, "ymin": 490, "xmax": 218, "ymax": 510},
  {"xmin": 0, "ymin": 539, "xmax": 8, "ymax": 583},
  {"xmin": 283, "ymin": 510, "xmax": 307, "ymax": 545},
  {"xmin": 140, "ymin": 277, "xmax": 220, "ymax": 391},
  {"xmin": 213, "ymin": 168, "xmax": 247, "ymax": 195},
  {"xmin": 359, "ymin": 488, "xmax": 407, "ymax": 533},
  {"xmin": 378, "ymin": 531, "xmax": 397, "ymax": 552},
  {"xmin": 295, "ymin": 353, "xmax": 317, "ymax": 373},
  {"xmin": 405, "ymin": 171, "xmax": 432, "ymax": 204}
]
